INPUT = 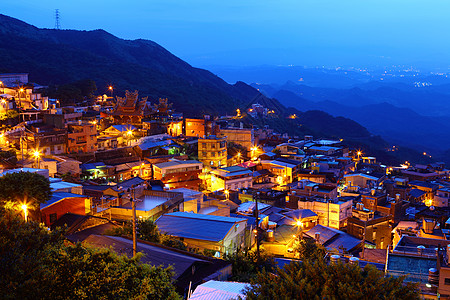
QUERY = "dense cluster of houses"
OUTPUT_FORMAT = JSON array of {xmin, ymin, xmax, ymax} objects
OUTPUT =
[{"xmin": 3, "ymin": 73, "xmax": 450, "ymax": 298}]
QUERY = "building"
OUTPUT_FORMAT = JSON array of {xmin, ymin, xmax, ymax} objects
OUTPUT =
[
  {"xmin": 40, "ymin": 192, "xmax": 91, "ymax": 226},
  {"xmin": 190, "ymin": 280, "xmax": 249, "ymax": 300},
  {"xmin": 102, "ymin": 125, "xmax": 137, "ymax": 146},
  {"xmin": 259, "ymin": 159, "xmax": 301, "ymax": 185},
  {"xmin": 218, "ymin": 127, "xmax": 254, "ymax": 151},
  {"xmin": 153, "ymin": 159, "xmax": 203, "ymax": 190},
  {"xmin": 433, "ymin": 187, "xmax": 450, "ymax": 207},
  {"xmin": 21, "ymin": 124, "xmax": 67, "ymax": 156},
  {"xmin": 155, "ymin": 212, "xmax": 247, "ymax": 256},
  {"xmin": 106, "ymin": 90, "xmax": 152, "ymax": 125},
  {"xmin": 304, "ymin": 224, "xmax": 363, "ymax": 255},
  {"xmin": 0, "ymin": 73, "xmax": 29, "ymax": 86},
  {"xmin": 210, "ymin": 166, "xmax": 253, "ymax": 192},
  {"xmin": 344, "ymin": 173, "xmax": 386, "ymax": 189},
  {"xmin": 185, "ymin": 118, "xmax": 206, "ymax": 137},
  {"xmin": 67, "ymin": 121, "xmax": 97, "ymax": 153},
  {"xmin": 361, "ymin": 190, "xmax": 406, "ymax": 223},
  {"xmin": 287, "ymin": 194, "xmax": 353, "ymax": 230},
  {"xmin": 347, "ymin": 204, "xmax": 392, "ymax": 249},
  {"xmin": 198, "ymin": 135, "xmax": 227, "ymax": 168},
  {"xmin": 386, "ymin": 235, "xmax": 450, "ymax": 298},
  {"xmin": 289, "ymin": 180, "xmax": 338, "ymax": 199}
]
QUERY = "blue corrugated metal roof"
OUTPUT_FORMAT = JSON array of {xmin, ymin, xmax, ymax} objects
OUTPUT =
[
  {"xmin": 190, "ymin": 280, "xmax": 249, "ymax": 300},
  {"xmin": 305, "ymin": 225, "xmax": 362, "ymax": 252},
  {"xmin": 156, "ymin": 212, "xmax": 246, "ymax": 242}
]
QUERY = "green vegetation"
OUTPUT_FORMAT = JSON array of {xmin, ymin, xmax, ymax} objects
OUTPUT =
[
  {"xmin": 0, "ymin": 149, "xmax": 17, "ymax": 166},
  {"xmin": 0, "ymin": 110, "xmax": 19, "ymax": 121},
  {"xmin": 293, "ymin": 238, "xmax": 326, "ymax": 261},
  {"xmin": 107, "ymin": 218, "xmax": 187, "ymax": 251},
  {"xmin": 0, "ymin": 210, "xmax": 181, "ymax": 300},
  {"xmin": 245, "ymin": 258, "xmax": 420, "ymax": 300},
  {"xmin": 224, "ymin": 249, "xmax": 275, "ymax": 282},
  {"xmin": 46, "ymin": 79, "xmax": 97, "ymax": 105},
  {"xmin": 0, "ymin": 172, "xmax": 52, "ymax": 217}
]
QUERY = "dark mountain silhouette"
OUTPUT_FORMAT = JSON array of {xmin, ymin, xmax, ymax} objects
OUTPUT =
[
  {"xmin": 0, "ymin": 14, "xmax": 382, "ymax": 145},
  {"xmin": 0, "ymin": 14, "xmax": 271, "ymax": 116},
  {"xmin": 266, "ymin": 86, "xmax": 450, "ymax": 151}
]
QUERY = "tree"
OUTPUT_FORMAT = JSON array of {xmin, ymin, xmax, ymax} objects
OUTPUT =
[
  {"xmin": 244, "ymin": 258, "xmax": 420, "ymax": 300},
  {"xmin": 224, "ymin": 249, "xmax": 275, "ymax": 282},
  {"xmin": 0, "ymin": 210, "xmax": 181, "ymax": 300},
  {"xmin": 108, "ymin": 219, "xmax": 187, "ymax": 251},
  {"xmin": 0, "ymin": 172, "xmax": 52, "ymax": 219},
  {"xmin": 294, "ymin": 238, "xmax": 326, "ymax": 261}
]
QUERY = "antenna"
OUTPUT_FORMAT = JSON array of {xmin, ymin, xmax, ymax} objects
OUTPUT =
[{"xmin": 55, "ymin": 9, "xmax": 61, "ymax": 30}]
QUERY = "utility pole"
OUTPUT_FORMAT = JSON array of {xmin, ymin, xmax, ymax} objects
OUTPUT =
[
  {"xmin": 254, "ymin": 191, "xmax": 261, "ymax": 263},
  {"xmin": 131, "ymin": 184, "xmax": 137, "ymax": 257}
]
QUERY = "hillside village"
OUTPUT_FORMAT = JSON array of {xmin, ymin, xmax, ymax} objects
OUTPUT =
[{"xmin": 2, "ymin": 73, "xmax": 450, "ymax": 298}]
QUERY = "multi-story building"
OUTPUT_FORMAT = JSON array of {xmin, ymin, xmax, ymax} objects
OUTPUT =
[
  {"xmin": 433, "ymin": 187, "xmax": 450, "ymax": 207},
  {"xmin": 287, "ymin": 194, "xmax": 353, "ymax": 230},
  {"xmin": 12, "ymin": 124, "xmax": 67, "ymax": 156},
  {"xmin": 218, "ymin": 127, "xmax": 254, "ymax": 151},
  {"xmin": 347, "ymin": 204, "xmax": 392, "ymax": 249},
  {"xmin": 210, "ymin": 166, "xmax": 253, "ymax": 192},
  {"xmin": 67, "ymin": 121, "xmax": 97, "ymax": 153},
  {"xmin": 153, "ymin": 159, "xmax": 203, "ymax": 190},
  {"xmin": 198, "ymin": 135, "xmax": 227, "ymax": 168}
]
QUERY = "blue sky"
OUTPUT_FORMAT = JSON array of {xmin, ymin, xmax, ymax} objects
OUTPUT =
[{"xmin": 1, "ymin": 0, "xmax": 449, "ymax": 68}]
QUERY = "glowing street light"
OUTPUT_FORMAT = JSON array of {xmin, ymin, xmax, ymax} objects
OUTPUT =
[
  {"xmin": 33, "ymin": 150, "xmax": 40, "ymax": 168},
  {"xmin": 21, "ymin": 204, "xmax": 28, "ymax": 222},
  {"xmin": 224, "ymin": 189, "xmax": 229, "ymax": 200}
]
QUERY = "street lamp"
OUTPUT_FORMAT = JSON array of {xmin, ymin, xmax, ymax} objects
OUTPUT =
[
  {"xmin": 127, "ymin": 130, "xmax": 133, "ymax": 146},
  {"xmin": 21, "ymin": 204, "xmax": 28, "ymax": 222},
  {"xmin": 19, "ymin": 88, "xmax": 24, "ymax": 109},
  {"xmin": 0, "ymin": 81, "xmax": 4, "ymax": 94},
  {"xmin": 33, "ymin": 150, "xmax": 40, "ymax": 168},
  {"xmin": 108, "ymin": 86, "xmax": 113, "ymax": 98},
  {"xmin": 224, "ymin": 189, "xmax": 229, "ymax": 200}
]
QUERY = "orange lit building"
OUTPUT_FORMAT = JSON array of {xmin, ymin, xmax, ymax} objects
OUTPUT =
[
  {"xmin": 185, "ymin": 118, "xmax": 206, "ymax": 137},
  {"xmin": 67, "ymin": 121, "xmax": 97, "ymax": 153},
  {"xmin": 167, "ymin": 120, "xmax": 183, "ymax": 137}
]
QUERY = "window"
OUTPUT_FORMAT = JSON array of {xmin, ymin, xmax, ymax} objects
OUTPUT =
[
  {"xmin": 49, "ymin": 213, "xmax": 57, "ymax": 224},
  {"xmin": 445, "ymin": 278, "xmax": 450, "ymax": 285}
]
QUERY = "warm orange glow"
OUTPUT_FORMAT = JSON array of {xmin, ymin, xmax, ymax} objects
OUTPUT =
[
  {"xmin": 296, "ymin": 220, "xmax": 303, "ymax": 227},
  {"xmin": 357, "ymin": 151, "xmax": 362, "ymax": 156},
  {"xmin": 108, "ymin": 86, "xmax": 113, "ymax": 90},
  {"xmin": 33, "ymin": 150, "xmax": 40, "ymax": 158},
  {"xmin": 237, "ymin": 152, "xmax": 241, "ymax": 157},
  {"xmin": 288, "ymin": 114, "xmax": 297, "ymax": 119},
  {"xmin": 19, "ymin": 88, "xmax": 24, "ymax": 92},
  {"xmin": 127, "ymin": 130, "xmax": 133, "ymax": 136},
  {"xmin": 423, "ymin": 152, "xmax": 427, "ymax": 156},
  {"xmin": 21, "ymin": 204, "xmax": 28, "ymax": 222}
]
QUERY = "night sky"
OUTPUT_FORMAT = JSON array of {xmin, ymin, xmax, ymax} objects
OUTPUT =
[{"xmin": 1, "ymin": 0, "xmax": 449, "ymax": 68}]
